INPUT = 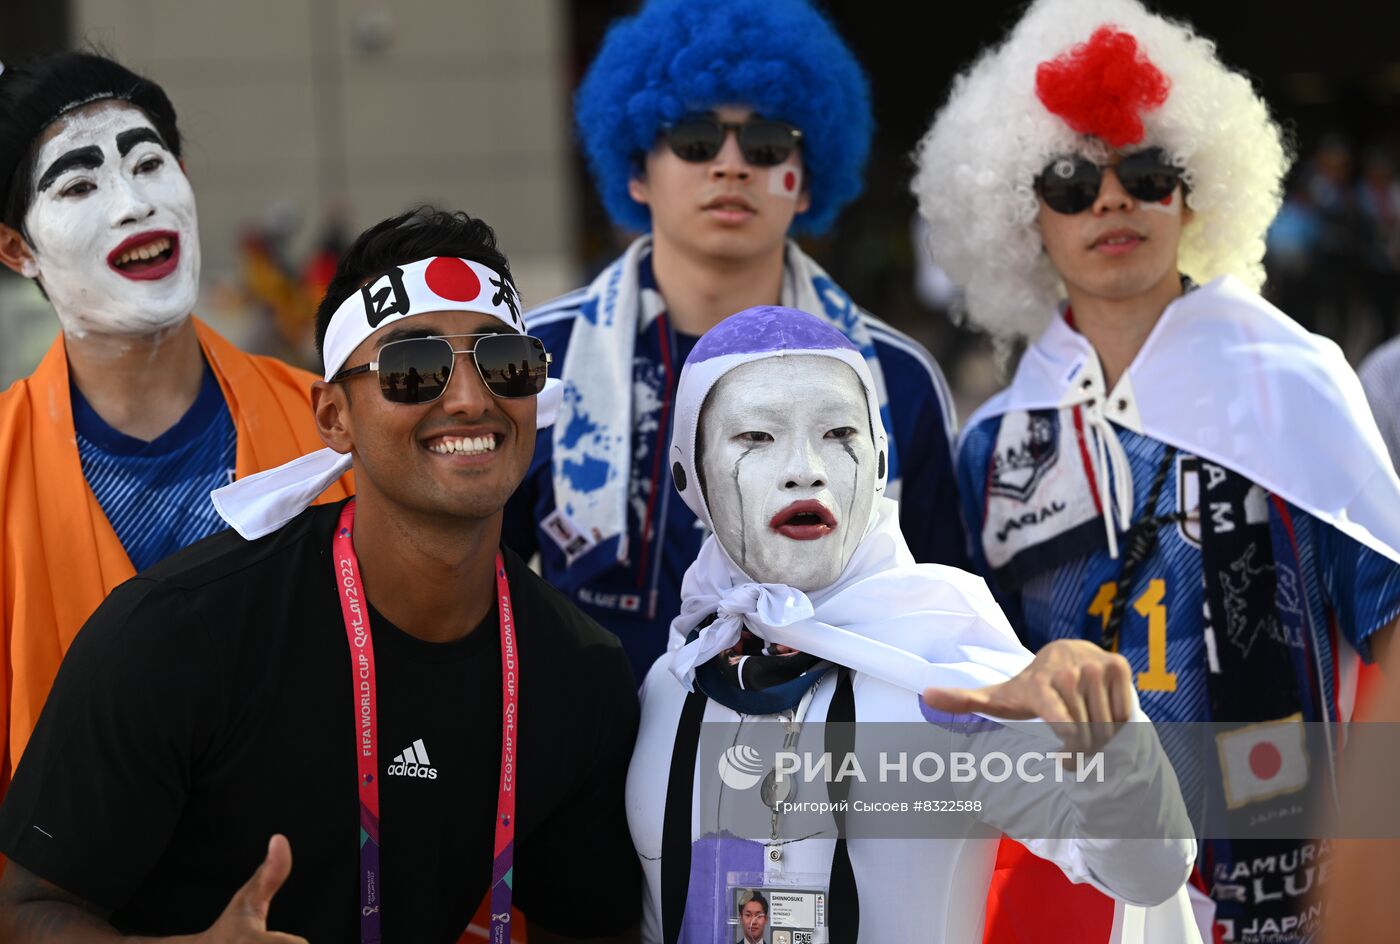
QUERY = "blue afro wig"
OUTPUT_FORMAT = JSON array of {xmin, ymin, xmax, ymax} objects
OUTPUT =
[{"xmin": 575, "ymin": 0, "xmax": 872, "ymax": 236}]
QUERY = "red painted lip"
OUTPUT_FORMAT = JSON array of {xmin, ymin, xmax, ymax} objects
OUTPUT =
[
  {"xmin": 106, "ymin": 230, "xmax": 180, "ymax": 281},
  {"xmin": 768, "ymin": 500, "xmax": 837, "ymax": 540}
]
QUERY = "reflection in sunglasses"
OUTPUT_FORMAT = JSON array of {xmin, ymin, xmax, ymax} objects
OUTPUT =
[{"xmin": 336, "ymin": 333, "xmax": 550, "ymax": 405}]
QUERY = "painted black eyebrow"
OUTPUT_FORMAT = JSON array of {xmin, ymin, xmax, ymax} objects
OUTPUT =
[
  {"xmin": 117, "ymin": 127, "xmax": 165, "ymax": 157},
  {"xmin": 36, "ymin": 146, "xmax": 104, "ymax": 192}
]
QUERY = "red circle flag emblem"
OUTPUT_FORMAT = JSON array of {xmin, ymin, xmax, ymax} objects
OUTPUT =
[
  {"xmin": 1248, "ymin": 741, "xmax": 1283, "ymax": 780},
  {"xmin": 424, "ymin": 257, "xmax": 482, "ymax": 303},
  {"xmin": 784, "ymin": 171, "xmax": 797, "ymax": 192}
]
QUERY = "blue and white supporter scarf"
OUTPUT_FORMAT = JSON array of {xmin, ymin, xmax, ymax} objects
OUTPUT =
[{"xmin": 547, "ymin": 236, "xmax": 898, "ymax": 587}]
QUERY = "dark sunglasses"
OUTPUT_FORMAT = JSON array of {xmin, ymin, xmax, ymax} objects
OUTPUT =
[
  {"xmin": 1035, "ymin": 148, "xmax": 1183, "ymax": 215},
  {"xmin": 660, "ymin": 114, "xmax": 804, "ymax": 167},
  {"xmin": 332, "ymin": 333, "xmax": 550, "ymax": 405}
]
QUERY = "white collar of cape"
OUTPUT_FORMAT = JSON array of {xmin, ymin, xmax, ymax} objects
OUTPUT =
[
  {"xmin": 665, "ymin": 495, "xmax": 1037, "ymax": 710},
  {"xmin": 961, "ymin": 276, "xmax": 1400, "ymax": 568}
]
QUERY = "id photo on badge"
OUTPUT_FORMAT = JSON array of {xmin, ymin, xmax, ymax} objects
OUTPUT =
[{"xmin": 734, "ymin": 888, "xmax": 771, "ymax": 944}]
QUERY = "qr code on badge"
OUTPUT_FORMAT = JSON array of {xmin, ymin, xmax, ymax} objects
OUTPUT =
[{"xmin": 792, "ymin": 933, "xmax": 813, "ymax": 944}]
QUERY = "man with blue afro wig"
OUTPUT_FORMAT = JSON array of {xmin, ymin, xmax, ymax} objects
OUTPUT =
[
  {"xmin": 504, "ymin": 0, "xmax": 965, "ymax": 685},
  {"xmin": 575, "ymin": 0, "xmax": 870, "ymax": 236}
]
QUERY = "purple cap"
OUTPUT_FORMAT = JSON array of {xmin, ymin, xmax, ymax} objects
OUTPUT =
[{"xmin": 689, "ymin": 306, "xmax": 858, "ymax": 364}]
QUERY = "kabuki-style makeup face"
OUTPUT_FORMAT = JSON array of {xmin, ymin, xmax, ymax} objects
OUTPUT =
[
  {"xmin": 699, "ymin": 355, "xmax": 875, "ymax": 591},
  {"xmin": 23, "ymin": 100, "xmax": 200, "ymax": 338}
]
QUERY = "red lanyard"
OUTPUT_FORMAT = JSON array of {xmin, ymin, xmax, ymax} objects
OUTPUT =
[{"xmin": 332, "ymin": 500, "xmax": 519, "ymax": 943}]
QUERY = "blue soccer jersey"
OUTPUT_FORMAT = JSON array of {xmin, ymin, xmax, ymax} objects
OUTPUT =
[
  {"xmin": 959, "ymin": 413, "xmax": 1400, "ymax": 726},
  {"xmin": 961, "ymin": 412, "xmax": 1400, "ymax": 940},
  {"xmin": 73, "ymin": 365, "xmax": 237, "ymax": 573}
]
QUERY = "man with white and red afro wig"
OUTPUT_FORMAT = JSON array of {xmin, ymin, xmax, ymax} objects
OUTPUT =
[
  {"xmin": 913, "ymin": 0, "xmax": 1287, "ymax": 343},
  {"xmin": 915, "ymin": 2, "xmax": 1400, "ymax": 943}
]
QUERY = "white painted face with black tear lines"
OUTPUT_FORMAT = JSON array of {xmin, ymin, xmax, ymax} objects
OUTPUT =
[
  {"xmin": 23, "ymin": 100, "xmax": 200, "ymax": 338},
  {"xmin": 699, "ymin": 355, "xmax": 876, "ymax": 592}
]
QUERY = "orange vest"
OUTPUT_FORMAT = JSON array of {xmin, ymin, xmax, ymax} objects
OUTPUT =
[{"xmin": 0, "ymin": 318, "xmax": 350, "ymax": 785}]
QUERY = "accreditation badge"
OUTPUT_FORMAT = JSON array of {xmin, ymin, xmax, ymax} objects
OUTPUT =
[{"xmin": 728, "ymin": 874, "xmax": 829, "ymax": 944}]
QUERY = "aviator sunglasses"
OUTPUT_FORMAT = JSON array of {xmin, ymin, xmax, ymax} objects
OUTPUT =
[
  {"xmin": 1035, "ymin": 147, "xmax": 1184, "ymax": 215},
  {"xmin": 661, "ymin": 113, "xmax": 804, "ymax": 167},
  {"xmin": 332, "ymin": 333, "xmax": 550, "ymax": 405}
]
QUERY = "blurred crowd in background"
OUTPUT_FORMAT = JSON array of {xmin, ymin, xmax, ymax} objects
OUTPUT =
[
  {"xmin": 2, "ymin": 1, "xmax": 1398, "ymax": 426},
  {"xmin": 1267, "ymin": 136, "xmax": 1400, "ymax": 355}
]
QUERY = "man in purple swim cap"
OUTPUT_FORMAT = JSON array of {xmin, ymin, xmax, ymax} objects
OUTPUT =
[{"xmin": 626, "ymin": 306, "xmax": 1197, "ymax": 944}]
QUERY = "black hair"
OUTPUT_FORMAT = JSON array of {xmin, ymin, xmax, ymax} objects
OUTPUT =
[
  {"xmin": 313, "ymin": 207, "xmax": 517, "ymax": 359},
  {"xmin": 742, "ymin": 891, "xmax": 768, "ymax": 915},
  {"xmin": 0, "ymin": 51, "xmax": 182, "ymax": 234}
]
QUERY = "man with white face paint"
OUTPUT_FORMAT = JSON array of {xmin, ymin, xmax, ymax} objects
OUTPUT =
[
  {"xmin": 0, "ymin": 53, "xmax": 348, "ymax": 785},
  {"xmin": 627, "ymin": 306, "xmax": 1199, "ymax": 943}
]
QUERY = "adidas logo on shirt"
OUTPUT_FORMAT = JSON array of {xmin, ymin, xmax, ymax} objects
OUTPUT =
[{"xmin": 387, "ymin": 738, "xmax": 438, "ymax": 780}]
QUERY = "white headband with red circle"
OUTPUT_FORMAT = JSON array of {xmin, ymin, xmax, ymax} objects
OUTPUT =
[
  {"xmin": 321, "ymin": 256, "xmax": 526, "ymax": 380},
  {"xmin": 212, "ymin": 255, "xmax": 559, "ymax": 541}
]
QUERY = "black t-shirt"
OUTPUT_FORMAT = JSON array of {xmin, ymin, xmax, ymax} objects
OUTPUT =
[{"xmin": 0, "ymin": 499, "xmax": 641, "ymax": 941}]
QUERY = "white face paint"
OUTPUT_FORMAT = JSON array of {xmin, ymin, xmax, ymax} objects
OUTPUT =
[
  {"xmin": 23, "ymin": 100, "xmax": 200, "ymax": 338},
  {"xmin": 699, "ymin": 356, "xmax": 876, "ymax": 591}
]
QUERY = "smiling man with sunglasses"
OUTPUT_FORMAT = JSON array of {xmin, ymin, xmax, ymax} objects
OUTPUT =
[
  {"xmin": 506, "ymin": 0, "xmax": 962, "ymax": 684},
  {"xmin": 914, "ymin": 1, "xmax": 1400, "ymax": 942},
  {"xmin": 0, "ymin": 208, "xmax": 641, "ymax": 943}
]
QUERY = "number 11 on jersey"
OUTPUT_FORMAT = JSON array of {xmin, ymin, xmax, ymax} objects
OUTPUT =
[{"xmin": 1089, "ymin": 579, "xmax": 1178, "ymax": 693}]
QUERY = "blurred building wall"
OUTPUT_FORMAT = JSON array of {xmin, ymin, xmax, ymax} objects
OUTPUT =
[{"xmin": 69, "ymin": 0, "xmax": 579, "ymax": 309}]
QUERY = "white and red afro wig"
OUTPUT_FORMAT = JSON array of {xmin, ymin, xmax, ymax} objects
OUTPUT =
[{"xmin": 911, "ymin": 0, "xmax": 1290, "ymax": 343}]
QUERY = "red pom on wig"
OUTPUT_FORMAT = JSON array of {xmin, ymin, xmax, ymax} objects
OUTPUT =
[{"xmin": 1035, "ymin": 27, "xmax": 1170, "ymax": 148}]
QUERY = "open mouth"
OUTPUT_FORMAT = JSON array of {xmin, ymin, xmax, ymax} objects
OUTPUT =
[
  {"xmin": 107, "ymin": 231, "xmax": 180, "ymax": 281},
  {"xmin": 425, "ymin": 432, "xmax": 501, "ymax": 457},
  {"xmin": 768, "ymin": 500, "xmax": 837, "ymax": 540}
]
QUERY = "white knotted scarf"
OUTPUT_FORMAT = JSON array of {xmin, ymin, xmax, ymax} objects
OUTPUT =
[{"xmin": 668, "ymin": 496, "xmax": 1034, "ymax": 697}]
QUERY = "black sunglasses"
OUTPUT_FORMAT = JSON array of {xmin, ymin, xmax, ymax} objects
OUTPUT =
[
  {"xmin": 332, "ymin": 334, "xmax": 550, "ymax": 405},
  {"xmin": 1035, "ymin": 148, "xmax": 1183, "ymax": 215},
  {"xmin": 660, "ymin": 114, "xmax": 804, "ymax": 167}
]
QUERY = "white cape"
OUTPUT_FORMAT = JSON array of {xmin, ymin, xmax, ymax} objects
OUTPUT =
[{"xmin": 964, "ymin": 276, "xmax": 1400, "ymax": 568}]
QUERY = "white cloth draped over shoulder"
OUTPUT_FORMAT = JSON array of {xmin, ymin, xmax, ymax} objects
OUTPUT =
[{"xmin": 963, "ymin": 275, "xmax": 1400, "ymax": 568}]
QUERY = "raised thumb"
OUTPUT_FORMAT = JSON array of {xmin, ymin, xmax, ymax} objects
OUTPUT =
[{"xmin": 244, "ymin": 834, "xmax": 294, "ymax": 921}]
